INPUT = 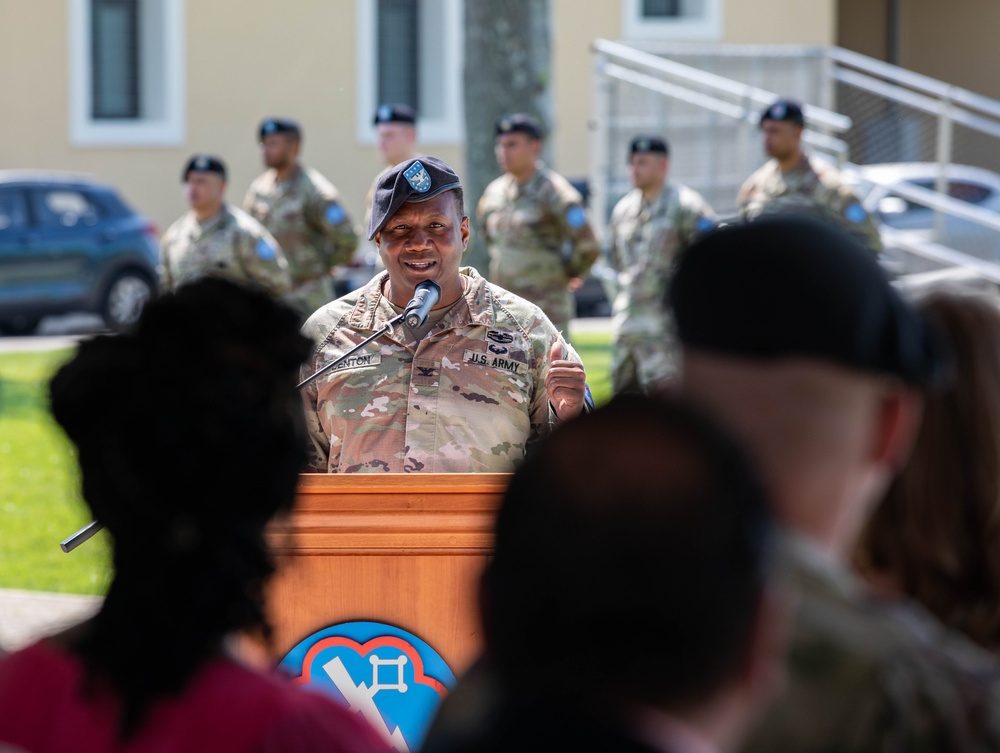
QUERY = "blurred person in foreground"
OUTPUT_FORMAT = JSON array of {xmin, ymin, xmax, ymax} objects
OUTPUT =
[
  {"xmin": 300, "ymin": 156, "xmax": 589, "ymax": 474},
  {"xmin": 856, "ymin": 283, "xmax": 1000, "ymax": 654},
  {"xmin": 669, "ymin": 216, "xmax": 1000, "ymax": 752},
  {"xmin": 0, "ymin": 278, "xmax": 388, "ymax": 753},
  {"xmin": 427, "ymin": 393, "xmax": 784, "ymax": 753}
]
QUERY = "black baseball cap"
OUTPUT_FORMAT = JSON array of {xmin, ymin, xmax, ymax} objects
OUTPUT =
[
  {"xmin": 367, "ymin": 156, "xmax": 463, "ymax": 240},
  {"xmin": 374, "ymin": 103, "xmax": 417, "ymax": 126},
  {"xmin": 759, "ymin": 99, "xmax": 805, "ymax": 127},
  {"xmin": 669, "ymin": 216, "xmax": 948, "ymax": 387},
  {"xmin": 630, "ymin": 135, "xmax": 669, "ymax": 158},
  {"xmin": 182, "ymin": 154, "xmax": 226, "ymax": 183},
  {"xmin": 495, "ymin": 113, "xmax": 543, "ymax": 140},
  {"xmin": 259, "ymin": 118, "xmax": 301, "ymax": 140}
]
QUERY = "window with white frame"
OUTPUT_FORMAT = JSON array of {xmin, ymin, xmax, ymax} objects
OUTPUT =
[
  {"xmin": 69, "ymin": 0, "xmax": 185, "ymax": 146},
  {"xmin": 356, "ymin": 0, "xmax": 464, "ymax": 145},
  {"xmin": 622, "ymin": 0, "xmax": 722, "ymax": 40}
]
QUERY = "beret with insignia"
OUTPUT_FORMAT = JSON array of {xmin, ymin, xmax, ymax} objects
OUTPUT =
[
  {"xmin": 182, "ymin": 154, "xmax": 226, "ymax": 183},
  {"xmin": 669, "ymin": 215, "xmax": 949, "ymax": 387},
  {"xmin": 629, "ymin": 135, "xmax": 669, "ymax": 159},
  {"xmin": 368, "ymin": 155, "xmax": 463, "ymax": 240},
  {"xmin": 258, "ymin": 117, "xmax": 301, "ymax": 140},
  {"xmin": 494, "ymin": 112, "xmax": 544, "ymax": 140},
  {"xmin": 759, "ymin": 98, "xmax": 805, "ymax": 127},
  {"xmin": 373, "ymin": 103, "xmax": 417, "ymax": 126}
]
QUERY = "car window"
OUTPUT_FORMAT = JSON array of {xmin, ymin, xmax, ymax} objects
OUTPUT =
[
  {"xmin": 0, "ymin": 189, "xmax": 27, "ymax": 231},
  {"xmin": 31, "ymin": 188, "xmax": 101, "ymax": 228},
  {"xmin": 949, "ymin": 181, "xmax": 993, "ymax": 205}
]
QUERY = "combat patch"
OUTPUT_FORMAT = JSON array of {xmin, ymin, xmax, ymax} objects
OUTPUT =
[{"xmin": 463, "ymin": 349, "xmax": 526, "ymax": 376}]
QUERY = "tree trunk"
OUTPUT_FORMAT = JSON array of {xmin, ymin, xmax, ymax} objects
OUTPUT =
[{"xmin": 463, "ymin": 0, "xmax": 551, "ymax": 278}]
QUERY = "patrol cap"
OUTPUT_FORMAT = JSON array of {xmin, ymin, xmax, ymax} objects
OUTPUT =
[
  {"xmin": 760, "ymin": 98, "xmax": 805, "ymax": 127},
  {"xmin": 373, "ymin": 103, "xmax": 417, "ymax": 126},
  {"xmin": 258, "ymin": 117, "xmax": 301, "ymax": 140},
  {"xmin": 367, "ymin": 155, "xmax": 463, "ymax": 240},
  {"xmin": 495, "ymin": 112, "xmax": 543, "ymax": 140},
  {"xmin": 182, "ymin": 154, "xmax": 226, "ymax": 183},
  {"xmin": 630, "ymin": 135, "xmax": 669, "ymax": 158},
  {"xmin": 669, "ymin": 216, "xmax": 948, "ymax": 387}
]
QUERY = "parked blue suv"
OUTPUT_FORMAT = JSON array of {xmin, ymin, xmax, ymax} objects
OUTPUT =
[{"xmin": 0, "ymin": 171, "xmax": 159, "ymax": 335}]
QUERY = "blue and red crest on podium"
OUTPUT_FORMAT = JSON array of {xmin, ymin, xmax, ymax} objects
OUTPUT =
[{"xmin": 280, "ymin": 621, "xmax": 456, "ymax": 752}]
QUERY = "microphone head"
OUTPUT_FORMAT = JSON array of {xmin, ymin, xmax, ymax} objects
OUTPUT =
[{"xmin": 404, "ymin": 280, "xmax": 442, "ymax": 328}]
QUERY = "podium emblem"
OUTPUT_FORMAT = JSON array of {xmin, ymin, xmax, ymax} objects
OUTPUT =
[{"xmin": 281, "ymin": 621, "xmax": 455, "ymax": 753}]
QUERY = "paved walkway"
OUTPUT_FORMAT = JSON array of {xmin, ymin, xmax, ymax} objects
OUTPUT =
[{"xmin": 0, "ymin": 588, "xmax": 102, "ymax": 651}]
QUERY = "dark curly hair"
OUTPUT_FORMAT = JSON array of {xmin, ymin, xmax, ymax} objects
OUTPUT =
[{"xmin": 49, "ymin": 278, "xmax": 312, "ymax": 738}]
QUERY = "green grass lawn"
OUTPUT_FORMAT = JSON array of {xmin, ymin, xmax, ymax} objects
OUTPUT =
[
  {"xmin": 0, "ymin": 328, "xmax": 613, "ymax": 595},
  {"xmin": 0, "ymin": 348, "xmax": 112, "ymax": 595}
]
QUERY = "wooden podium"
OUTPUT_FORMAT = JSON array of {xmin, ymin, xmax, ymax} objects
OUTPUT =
[{"xmin": 251, "ymin": 473, "xmax": 509, "ymax": 679}]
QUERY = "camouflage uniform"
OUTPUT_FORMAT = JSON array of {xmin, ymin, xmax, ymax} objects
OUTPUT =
[
  {"xmin": 300, "ymin": 266, "xmax": 580, "ymax": 473},
  {"xmin": 243, "ymin": 165, "xmax": 357, "ymax": 316},
  {"xmin": 738, "ymin": 154, "xmax": 884, "ymax": 254},
  {"xmin": 477, "ymin": 165, "xmax": 600, "ymax": 333},
  {"xmin": 743, "ymin": 531, "xmax": 1000, "ymax": 753},
  {"xmin": 608, "ymin": 183, "xmax": 716, "ymax": 394},
  {"xmin": 160, "ymin": 205, "xmax": 291, "ymax": 296}
]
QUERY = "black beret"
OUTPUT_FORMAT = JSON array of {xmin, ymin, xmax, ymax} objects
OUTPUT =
[
  {"xmin": 630, "ymin": 135, "xmax": 669, "ymax": 158},
  {"xmin": 259, "ymin": 118, "xmax": 301, "ymax": 140},
  {"xmin": 668, "ymin": 216, "xmax": 947, "ymax": 387},
  {"xmin": 367, "ymin": 156, "xmax": 462, "ymax": 240},
  {"xmin": 759, "ymin": 99, "xmax": 805, "ymax": 127},
  {"xmin": 182, "ymin": 154, "xmax": 226, "ymax": 183},
  {"xmin": 495, "ymin": 113, "xmax": 543, "ymax": 140},
  {"xmin": 373, "ymin": 103, "xmax": 417, "ymax": 125}
]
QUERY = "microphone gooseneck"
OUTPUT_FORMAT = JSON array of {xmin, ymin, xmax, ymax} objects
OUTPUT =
[{"xmin": 404, "ymin": 280, "xmax": 442, "ymax": 328}]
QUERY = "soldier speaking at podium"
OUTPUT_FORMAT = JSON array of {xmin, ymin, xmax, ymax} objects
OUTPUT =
[{"xmin": 299, "ymin": 156, "xmax": 589, "ymax": 473}]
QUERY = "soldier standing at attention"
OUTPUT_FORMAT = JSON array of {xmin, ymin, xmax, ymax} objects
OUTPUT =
[
  {"xmin": 738, "ymin": 98, "xmax": 883, "ymax": 254},
  {"xmin": 477, "ymin": 113, "xmax": 600, "ymax": 334},
  {"xmin": 608, "ymin": 135, "xmax": 716, "ymax": 395},
  {"xmin": 300, "ymin": 156, "xmax": 589, "ymax": 474},
  {"xmin": 243, "ymin": 118, "xmax": 358, "ymax": 317},
  {"xmin": 161, "ymin": 154, "xmax": 291, "ymax": 296},
  {"xmin": 363, "ymin": 104, "xmax": 420, "ymax": 279}
]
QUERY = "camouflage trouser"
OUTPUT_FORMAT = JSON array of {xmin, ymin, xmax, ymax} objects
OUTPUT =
[
  {"xmin": 611, "ymin": 334, "xmax": 678, "ymax": 395},
  {"xmin": 288, "ymin": 277, "xmax": 334, "ymax": 319}
]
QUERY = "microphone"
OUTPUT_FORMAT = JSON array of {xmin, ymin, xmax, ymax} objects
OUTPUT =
[{"xmin": 404, "ymin": 280, "xmax": 442, "ymax": 328}]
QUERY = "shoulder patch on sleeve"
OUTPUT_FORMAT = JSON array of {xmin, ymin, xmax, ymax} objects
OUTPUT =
[
  {"xmin": 844, "ymin": 203, "xmax": 868, "ymax": 224},
  {"xmin": 565, "ymin": 205, "xmax": 587, "ymax": 229},
  {"xmin": 256, "ymin": 238, "xmax": 276, "ymax": 260},
  {"xmin": 325, "ymin": 203, "xmax": 346, "ymax": 225}
]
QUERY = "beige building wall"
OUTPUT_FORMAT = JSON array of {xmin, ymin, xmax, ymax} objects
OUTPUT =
[
  {"xmin": 0, "ymin": 0, "xmax": 836, "ymax": 245},
  {"xmin": 550, "ymin": 0, "xmax": 837, "ymax": 185}
]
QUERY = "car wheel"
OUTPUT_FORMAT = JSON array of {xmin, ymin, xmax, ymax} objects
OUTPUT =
[
  {"xmin": 102, "ymin": 271, "xmax": 153, "ymax": 332},
  {"xmin": 0, "ymin": 314, "xmax": 42, "ymax": 336}
]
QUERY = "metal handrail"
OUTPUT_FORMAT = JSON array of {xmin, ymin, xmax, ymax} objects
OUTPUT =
[{"xmin": 592, "ymin": 39, "xmax": 852, "ymax": 133}]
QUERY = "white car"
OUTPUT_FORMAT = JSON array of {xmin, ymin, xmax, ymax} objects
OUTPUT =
[{"xmin": 845, "ymin": 162, "xmax": 1000, "ymax": 265}]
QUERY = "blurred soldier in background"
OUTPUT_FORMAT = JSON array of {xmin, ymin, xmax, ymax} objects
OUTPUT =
[
  {"xmin": 161, "ymin": 154, "xmax": 290, "ymax": 297},
  {"xmin": 363, "ymin": 104, "xmax": 420, "ymax": 282},
  {"xmin": 477, "ymin": 113, "xmax": 600, "ymax": 334},
  {"xmin": 244, "ymin": 118, "xmax": 357, "ymax": 317},
  {"xmin": 738, "ymin": 98, "xmax": 883, "ymax": 254},
  {"xmin": 608, "ymin": 135, "xmax": 716, "ymax": 394}
]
